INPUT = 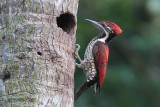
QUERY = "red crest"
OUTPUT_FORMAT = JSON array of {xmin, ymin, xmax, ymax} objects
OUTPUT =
[{"xmin": 100, "ymin": 21, "xmax": 122, "ymax": 35}]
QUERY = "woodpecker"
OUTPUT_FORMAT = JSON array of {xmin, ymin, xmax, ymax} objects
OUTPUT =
[{"xmin": 75, "ymin": 19, "xmax": 122, "ymax": 101}]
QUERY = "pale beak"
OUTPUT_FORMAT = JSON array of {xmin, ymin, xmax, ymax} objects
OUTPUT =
[{"xmin": 85, "ymin": 19, "xmax": 107, "ymax": 34}]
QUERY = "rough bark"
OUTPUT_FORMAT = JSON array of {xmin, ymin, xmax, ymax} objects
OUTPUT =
[{"xmin": 0, "ymin": 0, "xmax": 79, "ymax": 106}]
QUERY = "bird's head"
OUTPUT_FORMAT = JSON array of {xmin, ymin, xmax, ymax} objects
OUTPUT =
[{"xmin": 86, "ymin": 19, "xmax": 122, "ymax": 44}]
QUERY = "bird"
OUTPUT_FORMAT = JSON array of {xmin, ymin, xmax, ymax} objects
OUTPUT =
[{"xmin": 74, "ymin": 19, "xmax": 122, "ymax": 101}]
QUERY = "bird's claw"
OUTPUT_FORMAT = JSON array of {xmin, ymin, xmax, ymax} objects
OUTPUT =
[
  {"xmin": 76, "ymin": 63, "xmax": 82, "ymax": 68},
  {"xmin": 76, "ymin": 44, "xmax": 80, "ymax": 53},
  {"xmin": 75, "ymin": 44, "xmax": 83, "ymax": 68},
  {"xmin": 76, "ymin": 44, "xmax": 80, "ymax": 50},
  {"xmin": 75, "ymin": 44, "xmax": 80, "ymax": 58}
]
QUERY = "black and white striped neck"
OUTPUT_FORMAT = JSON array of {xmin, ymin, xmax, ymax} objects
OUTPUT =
[{"xmin": 98, "ymin": 32, "xmax": 116, "ymax": 45}]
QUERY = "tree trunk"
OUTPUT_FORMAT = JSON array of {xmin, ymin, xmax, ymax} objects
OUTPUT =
[{"xmin": 0, "ymin": 0, "xmax": 79, "ymax": 106}]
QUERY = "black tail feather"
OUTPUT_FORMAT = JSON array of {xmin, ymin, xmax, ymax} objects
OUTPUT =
[
  {"xmin": 74, "ymin": 82, "xmax": 89, "ymax": 101},
  {"xmin": 75, "ymin": 81, "xmax": 95, "ymax": 101}
]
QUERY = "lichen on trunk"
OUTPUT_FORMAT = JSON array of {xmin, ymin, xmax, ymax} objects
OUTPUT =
[{"xmin": 0, "ymin": 0, "xmax": 79, "ymax": 106}]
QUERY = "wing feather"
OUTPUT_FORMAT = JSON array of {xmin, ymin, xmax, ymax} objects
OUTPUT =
[{"xmin": 93, "ymin": 42, "xmax": 109, "ymax": 88}]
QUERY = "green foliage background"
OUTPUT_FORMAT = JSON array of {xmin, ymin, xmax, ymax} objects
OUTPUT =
[{"xmin": 74, "ymin": 0, "xmax": 160, "ymax": 107}]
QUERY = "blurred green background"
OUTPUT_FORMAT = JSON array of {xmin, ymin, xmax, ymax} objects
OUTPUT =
[{"xmin": 74, "ymin": 0, "xmax": 160, "ymax": 107}]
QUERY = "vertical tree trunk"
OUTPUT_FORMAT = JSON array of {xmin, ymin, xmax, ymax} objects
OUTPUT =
[{"xmin": 0, "ymin": 0, "xmax": 79, "ymax": 106}]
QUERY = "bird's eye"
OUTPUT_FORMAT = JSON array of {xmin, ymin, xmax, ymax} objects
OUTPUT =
[
  {"xmin": 102, "ymin": 23, "xmax": 106, "ymax": 28},
  {"xmin": 106, "ymin": 26, "xmax": 112, "ymax": 31},
  {"xmin": 107, "ymin": 26, "xmax": 114, "ymax": 34},
  {"xmin": 101, "ymin": 23, "xmax": 114, "ymax": 34}
]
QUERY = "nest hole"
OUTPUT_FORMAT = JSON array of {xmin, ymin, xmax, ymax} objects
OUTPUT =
[
  {"xmin": 56, "ymin": 13, "xmax": 76, "ymax": 34},
  {"xmin": 1, "ymin": 71, "xmax": 10, "ymax": 82},
  {"xmin": 2, "ymin": 36, "xmax": 5, "ymax": 39},
  {"xmin": 37, "ymin": 51, "xmax": 42, "ymax": 56}
]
